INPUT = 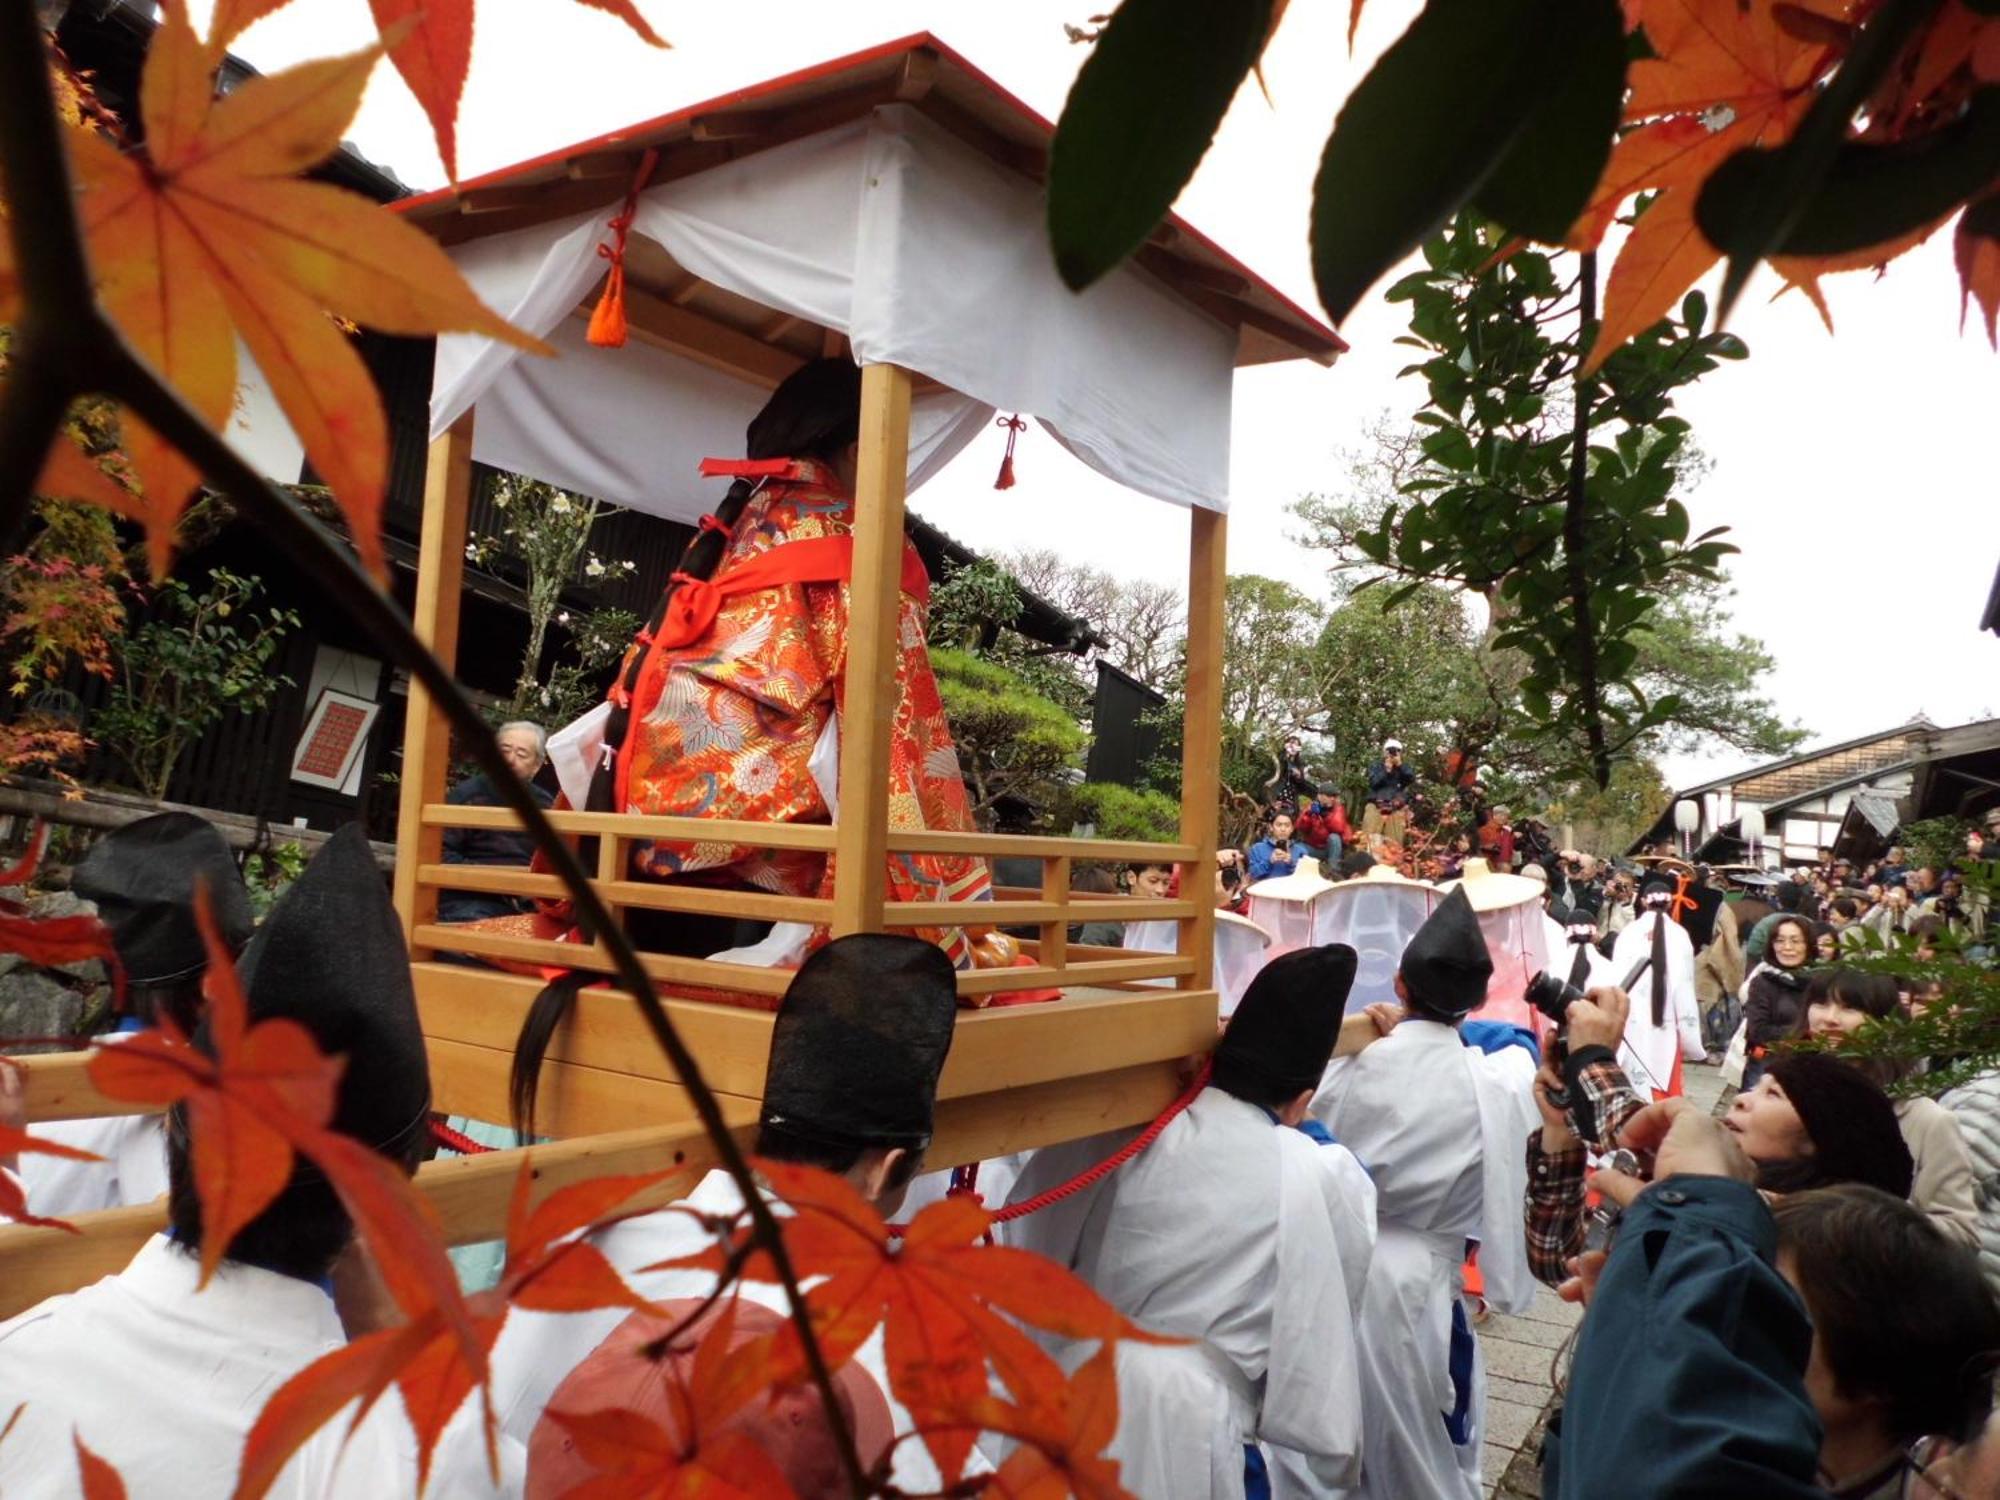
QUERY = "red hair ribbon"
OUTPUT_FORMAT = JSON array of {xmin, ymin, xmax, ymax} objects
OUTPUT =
[
  {"xmin": 697, "ymin": 513, "xmax": 733, "ymax": 541},
  {"xmin": 585, "ymin": 147, "xmax": 660, "ymax": 349},
  {"xmin": 697, "ymin": 456, "xmax": 803, "ymax": 481},
  {"xmin": 994, "ymin": 413, "xmax": 1027, "ymax": 490}
]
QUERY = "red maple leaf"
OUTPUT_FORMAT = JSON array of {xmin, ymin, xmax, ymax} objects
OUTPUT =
[
  {"xmin": 201, "ymin": 0, "xmax": 667, "ymax": 181},
  {"xmin": 0, "ymin": 1076, "xmax": 104, "ymax": 1232},
  {"xmin": 662, "ymin": 1158, "xmax": 1167, "ymax": 1485},
  {"xmin": 236, "ymin": 1158, "xmax": 682, "ymax": 1499},
  {"xmin": 962, "ymin": 1343, "xmax": 1132, "ymax": 1500},
  {"xmin": 74, "ymin": 1431, "xmax": 129, "ymax": 1500}
]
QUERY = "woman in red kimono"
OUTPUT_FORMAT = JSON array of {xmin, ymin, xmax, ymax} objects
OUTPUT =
[
  {"xmin": 609, "ymin": 359, "xmax": 992, "ymax": 955},
  {"xmin": 511, "ymin": 361, "xmax": 1005, "ymax": 1129}
]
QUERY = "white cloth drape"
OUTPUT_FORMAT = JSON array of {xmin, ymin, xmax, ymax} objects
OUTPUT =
[{"xmin": 432, "ymin": 107, "xmax": 1236, "ymax": 519}]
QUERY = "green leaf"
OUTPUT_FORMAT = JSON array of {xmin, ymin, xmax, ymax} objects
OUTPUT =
[
  {"xmin": 1699, "ymin": 88, "xmax": 2000, "ymax": 259},
  {"xmin": 1420, "ymin": 425, "xmax": 1477, "ymax": 470},
  {"xmin": 1680, "ymin": 289, "xmax": 1707, "ymax": 335},
  {"xmin": 1701, "ymin": 0, "xmax": 1945, "ymax": 319},
  {"xmin": 1047, "ymin": 0, "xmax": 1276, "ymax": 290},
  {"xmin": 1309, "ymin": 0, "xmax": 1549, "ymax": 323},
  {"xmin": 1385, "ymin": 270, "xmax": 1444, "ymax": 301},
  {"xmin": 1471, "ymin": 0, "xmax": 1627, "ymax": 242}
]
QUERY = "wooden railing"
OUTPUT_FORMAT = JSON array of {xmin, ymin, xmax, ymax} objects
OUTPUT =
[{"xmin": 412, "ymin": 802, "xmax": 1206, "ymax": 998}]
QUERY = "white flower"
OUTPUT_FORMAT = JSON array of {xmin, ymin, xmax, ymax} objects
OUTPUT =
[
  {"xmin": 736, "ymin": 753, "xmax": 780, "ymax": 799},
  {"xmin": 464, "ymin": 543, "xmax": 478, "ymax": 560},
  {"xmin": 558, "ymin": 611, "xmax": 572, "ymax": 625},
  {"xmin": 550, "ymin": 495, "xmax": 572, "ymax": 515},
  {"xmin": 585, "ymin": 558, "xmax": 606, "ymax": 578}
]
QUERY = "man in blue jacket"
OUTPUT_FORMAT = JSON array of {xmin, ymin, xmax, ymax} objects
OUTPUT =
[{"xmin": 1541, "ymin": 1097, "xmax": 1822, "ymax": 1498}]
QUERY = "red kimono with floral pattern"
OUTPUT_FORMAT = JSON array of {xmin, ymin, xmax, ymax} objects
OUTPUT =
[{"xmin": 615, "ymin": 457, "xmax": 992, "ymax": 968}]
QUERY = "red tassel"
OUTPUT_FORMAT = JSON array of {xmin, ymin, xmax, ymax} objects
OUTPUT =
[
  {"xmin": 585, "ymin": 147, "xmax": 660, "ymax": 350},
  {"xmin": 587, "ymin": 250, "xmax": 628, "ymax": 347},
  {"xmin": 994, "ymin": 413, "xmax": 1027, "ymax": 490}
]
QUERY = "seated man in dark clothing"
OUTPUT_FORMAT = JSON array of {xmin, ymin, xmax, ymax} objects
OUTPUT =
[
  {"xmin": 1363, "ymin": 738, "xmax": 1416, "ymax": 843},
  {"xmin": 438, "ymin": 719, "xmax": 554, "ymax": 923}
]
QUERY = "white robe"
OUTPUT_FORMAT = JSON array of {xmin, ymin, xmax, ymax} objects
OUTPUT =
[
  {"xmin": 1312, "ymin": 1020, "xmax": 1538, "ymax": 1500},
  {"xmin": 0, "ymin": 1236, "xmax": 415, "ymax": 1499},
  {"xmin": 1608, "ymin": 911, "xmax": 1705, "ymax": 1096},
  {"xmin": 17, "ymin": 1113, "xmax": 167, "ymax": 1218},
  {"xmin": 481, "ymin": 1168, "xmax": 980, "ymax": 1495},
  {"xmin": 1000, "ymin": 1088, "xmax": 1377, "ymax": 1500},
  {"xmin": 18, "ymin": 1033, "xmax": 169, "ymax": 1217}
]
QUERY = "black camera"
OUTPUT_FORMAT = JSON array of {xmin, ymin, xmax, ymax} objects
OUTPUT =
[{"xmin": 1525, "ymin": 969, "xmax": 1583, "ymax": 1031}]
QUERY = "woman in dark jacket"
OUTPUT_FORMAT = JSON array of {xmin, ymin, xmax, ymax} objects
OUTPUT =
[{"xmin": 1741, "ymin": 914, "xmax": 1815, "ymax": 1087}]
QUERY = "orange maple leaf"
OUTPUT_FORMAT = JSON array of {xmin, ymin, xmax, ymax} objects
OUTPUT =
[
  {"xmin": 963, "ymin": 1343, "xmax": 1131, "ymax": 1500},
  {"xmin": 1570, "ymin": 0, "xmax": 1847, "ymax": 370},
  {"xmin": 1770, "ymin": 214, "xmax": 1951, "ymax": 331},
  {"xmin": 87, "ymin": 903, "xmax": 344, "ymax": 1287},
  {"xmin": 235, "ymin": 1158, "xmax": 680, "ymax": 1499},
  {"xmin": 0, "ymin": 827, "xmax": 126, "ymax": 1007},
  {"xmin": 537, "ymin": 1298, "xmax": 807, "ymax": 1500},
  {"xmin": 0, "ymin": 1108, "xmax": 104, "ymax": 1233},
  {"xmin": 1870, "ymin": 0, "xmax": 1988, "ymax": 132},
  {"xmin": 663, "ymin": 1158, "xmax": 1165, "ymax": 1485},
  {"xmin": 1957, "ymin": 195, "xmax": 2000, "ymax": 345},
  {"xmin": 73, "ymin": 1431, "xmax": 128, "ymax": 1500},
  {"xmin": 204, "ymin": 0, "xmax": 667, "ymax": 183},
  {"xmin": 43, "ymin": 2, "xmax": 543, "ymax": 576}
]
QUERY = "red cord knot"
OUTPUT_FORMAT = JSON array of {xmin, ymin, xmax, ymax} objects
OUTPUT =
[
  {"xmin": 585, "ymin": 146, "xmax": 660, "ymax": 348},
  {"xmin": 993, "ymin": 413, "xmax": 1027, "ymax": 490}
]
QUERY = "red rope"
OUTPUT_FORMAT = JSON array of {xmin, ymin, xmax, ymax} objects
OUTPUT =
[
  {"xmin": 884, "ymin": 1060, "xmax": 1214, "ymax": 1236},
  {"xmin": 431, "ymin": 1118, "xmax": 494, "ymax": 1155},
  {"xmin": 426, "ymin": 1063, "xmax": 1216, "ymax": 1220},
  {"xmin": 990, "ymin": 1060, "xmax": 1210, "ymax": 1224}
]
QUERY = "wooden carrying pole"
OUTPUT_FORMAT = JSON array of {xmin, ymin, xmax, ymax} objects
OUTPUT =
[
  {"xmin": 830, "ymin": 361, "xmax": 912, "ymax": 936},
  {"xmin": 1178, "ymin": 508, "xmax": 1226, "ymax": 992},
  {"xmin": 392, "ymin": 411, "xmax": 477, "ymax": 954}
]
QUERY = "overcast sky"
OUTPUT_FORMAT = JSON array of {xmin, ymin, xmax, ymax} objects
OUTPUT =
[{"xmin": 197, "ymin": 0, "xmax": 2000, "ymax": 790}]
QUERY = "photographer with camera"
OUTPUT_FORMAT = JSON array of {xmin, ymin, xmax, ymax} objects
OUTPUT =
[
  {"xmin": 1538, "ymin": 1097, "xmax": 1827, "ymax": 1500},
  {"xmin": 1247, "ymin": 806, "xmax": 1303, "ymax": 882},
  {"xmin": 1214, "ymin": 847, "xmax": 1251, "ymax": 916},
  {"xmin": 1525, "ymin": 985, "xmax": 1655, "ymax": 1284}
]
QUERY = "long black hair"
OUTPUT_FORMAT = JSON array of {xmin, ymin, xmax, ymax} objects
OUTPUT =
[{"xmin": 509, "ymin": 358, "xmax": 865, "ymax": 1137}]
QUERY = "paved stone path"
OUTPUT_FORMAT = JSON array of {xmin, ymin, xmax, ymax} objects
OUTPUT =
[{"xmin": 1476, "ymin": 1060, "xmax": 1731, "ymax": 1496}]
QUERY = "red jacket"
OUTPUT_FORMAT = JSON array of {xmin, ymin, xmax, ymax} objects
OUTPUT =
[{"xmin": 1296, "ymin": 803, "xmax": 1353, "ymax": 847}]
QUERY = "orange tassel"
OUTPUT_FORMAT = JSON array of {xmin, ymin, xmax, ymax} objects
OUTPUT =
[
  {"xmin": 587, "ymin": 254, "xmax": 627, "ymax": 347},
  {"xmin": 585, "ymin": 147, "xmax": 659, "ymax": 351},
  {"xmin": 994, "ymin": 413, "xmax": 1026, "ymax": 490}
]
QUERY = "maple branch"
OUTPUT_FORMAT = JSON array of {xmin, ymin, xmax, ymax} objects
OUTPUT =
[
  {"xmin": 0, "ymin": 4, "xmax": 111, "ymax": 552},
  {"xmin": 633, "ymin": 1238, "xmax": 757, "ymax": 1362},
  {"xmin": 101, "ymin": 342, "xmax": 869, "ymax": 1494},
  {"xmin": 0, "ymin": 6, "xmax": 866, "ymax": 1486},
  {"xmin": 1562, "ymin": 250, "xmax": 1612, "ymax": 791}
]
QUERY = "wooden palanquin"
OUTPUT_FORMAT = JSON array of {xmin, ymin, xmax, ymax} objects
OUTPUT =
[{"xmin": 0, "ymin": 34, "xmax": 1342, "ymax": 1314}]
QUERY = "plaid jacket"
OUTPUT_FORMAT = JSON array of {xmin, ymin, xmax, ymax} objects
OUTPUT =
[{"xmin": 1524, "ymin": 1046, "xmax": 1648, "ymax": 1287}]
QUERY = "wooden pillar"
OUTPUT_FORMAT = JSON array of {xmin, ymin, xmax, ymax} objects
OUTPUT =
[
  {"xmin": 1178, "ymin": 508, "xmax": 1226, "ymax": 991},
  {"xmin": 392, "ymin": 411, "xmax": 476, "ymax": 953},
  {"xmin": 830, "ymin": 363, "xmax": 912, "ymax": 936}
]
